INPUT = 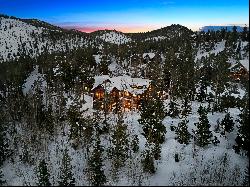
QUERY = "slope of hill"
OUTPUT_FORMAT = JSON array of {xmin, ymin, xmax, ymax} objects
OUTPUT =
[
  {"xmin": 0, "ymin": 14, "xmax": 249, "ymax": 186},
  {"xmin": 94, "ymin": 30, "xmax": 132, "ymax": 45},
  {"xmin": 0, "ymin": 15, "xmax": 94, "ymax": 62},
  {"xmin": 0, "ymin": 15, "xmax": 248, "ymax": 76}
]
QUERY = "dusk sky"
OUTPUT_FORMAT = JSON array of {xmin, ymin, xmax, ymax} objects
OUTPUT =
[{"xmin": 0, "ymin": 0, "xmax": 249, "ymax": 33}]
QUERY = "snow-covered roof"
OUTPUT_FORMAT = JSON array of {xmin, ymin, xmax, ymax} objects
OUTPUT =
[
  {"xmin": 92, "ymin": 75, "xmax": 151, "ymax": 95},
  {"xmin": 239, "ymin": 59, "xmax": 249, "ymax": 71},
  {"xmin": 143, "ymin": 53, "xmax": 155, "ymax": 59}
]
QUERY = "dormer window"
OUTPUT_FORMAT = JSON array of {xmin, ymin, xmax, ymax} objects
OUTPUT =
[{"xmin": 131, "ymin": 84, "xmax": 137, "ymax": 89}]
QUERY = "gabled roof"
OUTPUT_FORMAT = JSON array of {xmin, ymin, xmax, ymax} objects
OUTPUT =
[
  {"xmin": 92, "ymin": 75, "xmax": 151, "ymax": 95},
  {"xmin": 143, "ymin": 53, "xmax": 155, "ymax": 59}
]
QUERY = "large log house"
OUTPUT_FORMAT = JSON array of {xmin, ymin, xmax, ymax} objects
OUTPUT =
[{"xmin": 91, "ymin": 75, "xmax": 168, "ymax": 111}]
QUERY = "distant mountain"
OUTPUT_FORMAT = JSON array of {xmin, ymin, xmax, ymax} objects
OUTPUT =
[
  {"xmin": 200, "ymin": 25, "xmax": 248, "ymax": 32},
  {"xmin": 0, "ymin": 14, "xmax": 99, "ymax": 62},
  {"xmin": 90, "ymin": 30, "xmax": 132, "ymax": 45},
  {"xmin": 0, "ymin": 13, "xmax": 248, "ymax": 73},
  {"xmin": 0, "ymin": 14, "xmax": 196, "ymax": 62},
  {"xmin": 127, "ymin": 24, "xmax": 194, "ymax": 41}
]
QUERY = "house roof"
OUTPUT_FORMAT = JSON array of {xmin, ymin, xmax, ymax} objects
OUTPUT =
[
  {"xmin": 92, "ymin": 75, "xmax": 151, "ymax": 95},
  {"xmin": 143, "ymin": 53, "xmax": 155, "ymax": 59}
]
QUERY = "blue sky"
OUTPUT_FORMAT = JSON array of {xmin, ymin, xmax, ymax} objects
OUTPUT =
[{"xmin": 0, "ymin": 0, "xmax": 248, "ymax": 32}]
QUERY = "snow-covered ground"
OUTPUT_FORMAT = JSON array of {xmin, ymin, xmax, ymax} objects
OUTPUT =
[
  {"xmin": 1, "ymin": 15, "xmax": 249, "ymax": 186},
  {"xmin": 145, "ymin": 36, "xmax": 168, "ymax": 41},
  {"xmin": 2, "ymin": 73, "xmax": 248, "ymax": 185},
  {"xmin": 0, "ymin": 17, "xmax": 91, "ymax": 62},
  {"xmin": 22, "ymin": 65, "xmax": 46, "ymax": 95},
  {"xmin": 195, "ymin": 41, "xmax": 226, "ymax": 61},
  {"xmin": 195, "ymin": 40, "xmax": 249, "ymax": 71},
  {"xmin": 98, "ymin": 31, "xmax": 132, "ymax": 45}
]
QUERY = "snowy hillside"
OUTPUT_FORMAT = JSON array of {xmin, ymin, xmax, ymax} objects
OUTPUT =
[
  {"xmin": 0, "ymin": 14, "xmax": 249, "ymax": 187},
  {"xmin": 145, "ymin": 36, "xmax": 168, "ymax": 41},
  {"xmin": 0, "ymin": 16, "xmax": 92, "ymax": 62},
  {"xmin": 196, "ymin": 40, "xmax": 249, "ymax": 70},
  {"xmin": 196, "ymin": 40, "xmax": 226, "ymax": 61},
  {"xmin": 2, "ymin": 74, "xmax": 248, "ymax": 185},
  {"xmin": 98, "ymin": 31, "xmax": 132, "ymax": 45}
]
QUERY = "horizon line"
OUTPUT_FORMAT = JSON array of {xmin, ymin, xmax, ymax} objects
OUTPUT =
[
  {"xmin": 60, "ymin": 24, "xmax": 249, "ymax": 33},
  {"xmin": 0, "ymin": 13, "xmax": 248, "ymax": 33}
]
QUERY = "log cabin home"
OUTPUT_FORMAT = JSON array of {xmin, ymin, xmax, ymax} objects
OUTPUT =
[
  {"xmin": 90, "ymin": 75, "xmax": 169, "ymax": 111},
  {"xmin": 229, "ymin": 62, "xmax": 249, "ymax": 81}
]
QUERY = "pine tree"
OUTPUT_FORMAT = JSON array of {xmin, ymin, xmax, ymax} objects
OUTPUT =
[
  {"xmin": 0, "ymin": 169, "xmax": 5, "ymax": 186},
  {"xmin": 220, "ymin": 94, "xmax": 237, "ymax": 112},
  {"xmin": 58, "ymin": 148, "xmax": 75, "ymax": 186},
  {"xmin": 211, "ymin": 52, "xmax": 230, "ymax": 112},
  {"xmin": 174, "ymin": 153, "xmax": 180, "ymax": 162},
  {"xmin": 194, "ymin": 105, "xmax": 213, "ymax": 147},
  {"xmin": 68, "ymin": 105, "xmax": 83, "ymax": 141},
  {"xmin": 181, "ymin": 97, "xmax": 192, "ymax": 117},
  {"xmin": 0, "ymin": 112, "xmax": 9, "ymax": 167},
  {"xmin": 36, "ymin": 159, "xmax": 51, "ymax": 186},
  {"xmin": 0, "ymin": 109, "xmax": 6, "ymax": 186},
  {"xmin": 138, "ymin": 97, "xmax": 166, "ymax": 144},
  {"xmin": 109, "ymin": 116, "xmax": 129, "ymax": 173},
  {"xmin": 241, "ymin": 26, "xmax": 249, "ymax": 42},
  {"xmin": 87, "ymin": 136, "xmax": 106, "ymax": 186},
  {"xmin": 130, "ymin": 134, "xmax": 139, "ymax": 153},
  {"xmin": 152, "ymin": 142, "xmax": 161, "ymax": 160},
  {"xmin": 243, "ymin": 166, "xmax": 249, "ymax": 186},
  {"xmin": 212, "ymin": 136, "xmax": 220, "ymax": 146},
  {"xmin": 168, "ymin": 100, "xmax": 180, "ymax": 118},
  {"xmin": 230, "ymin": 25, "xmax": 238, "ymax": 44},
  {"xmin": 141, "ymin": 145, "xmax": 155, "ymax": 174},
  {"xmin": 98, "ymin": 55, "xmax": 110, "ymax": 75},
  {"xmin": 197, "ymin": 79, "xmax": 207, "ymax": 102},
  {"xmin": 234, "ymin": 98, "xmax": 249, "ymax": 155},
  {"xmin": 214, "ymin": 119, "xmax": 221, "ymax": 133},
  {"xmin": 43, "ymin": 104, "xmax": 55, "ymax": 135},
  {"xmin": 207, "ymin": 92, "xmax": 214, "ymax": 113},
  {"xmin": 175, "ymin": 119, "xmax": 191, "ymax": 145},
  {"xmin": 220, "ymin": 113, "xmax": 234, "ymax": 135}
]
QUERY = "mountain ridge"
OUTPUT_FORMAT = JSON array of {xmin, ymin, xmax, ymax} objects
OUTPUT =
[{"xmin": 0, "ymin": 13, "xmax": 193, "ymax": 36}]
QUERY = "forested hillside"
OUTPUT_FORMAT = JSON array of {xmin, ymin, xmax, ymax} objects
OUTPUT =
[{"xmin": 0, "ymin": 14, "xmax": 249, "ymax": 186}]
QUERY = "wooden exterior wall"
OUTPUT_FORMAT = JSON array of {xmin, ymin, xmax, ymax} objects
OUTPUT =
[{"xmin": 91, "ymin": 81, "xmax": 170, "ymax": 111}]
